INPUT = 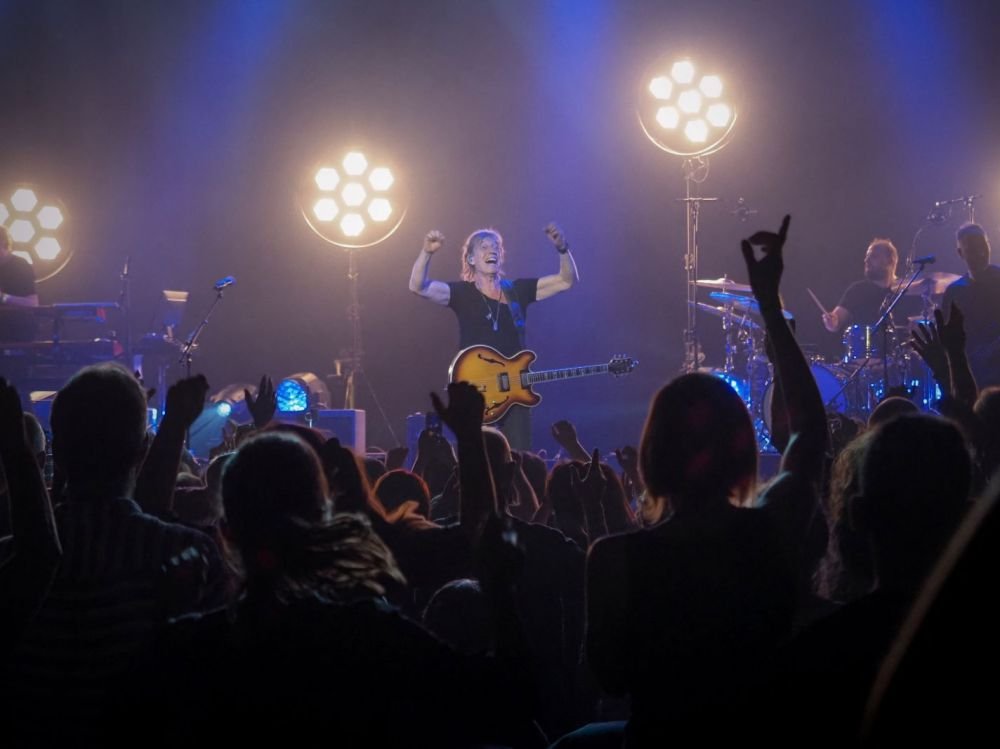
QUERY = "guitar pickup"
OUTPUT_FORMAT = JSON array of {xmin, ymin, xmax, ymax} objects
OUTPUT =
[{"xmin": 497, "ymin": 373, "xmax": 510, "ymax": 392}]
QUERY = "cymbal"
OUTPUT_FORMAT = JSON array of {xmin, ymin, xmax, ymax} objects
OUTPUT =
[
  {"xmin": 898, "ymin": 272, "xmax": 961, "ymax": 296},
  {"xmin": 708, "ymin": 291, "xmax": 795, "ymax": 321},
  {"xmin": 695, "ymin": 277, "xmax": 752, "ymax": 293},
  {"xmin": 688, "ymin": 300, "xmax": 761, "ymax": 330}
]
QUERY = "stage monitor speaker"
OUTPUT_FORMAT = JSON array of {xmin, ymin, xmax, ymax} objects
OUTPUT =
[{"xmin": 313, "ymin": 409, "xmax": 366, "ymax": 455}]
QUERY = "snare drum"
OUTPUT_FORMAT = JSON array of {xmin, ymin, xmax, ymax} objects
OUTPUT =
[
  {"xmin": 763, "ymin": 362, "xmax": 849, "ymax": 432},
  {"xmin": 842, "ymin": 324, "xmax": 893, "ymax": 363}
]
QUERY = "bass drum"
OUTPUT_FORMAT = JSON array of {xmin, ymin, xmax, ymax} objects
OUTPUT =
[{"xmin": 763, "ymin": 362, "xmax": 849, "ymax": 432}]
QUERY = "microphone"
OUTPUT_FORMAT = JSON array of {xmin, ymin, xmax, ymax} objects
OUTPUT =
[
  {"xmin": 913, "ymin": 255, "xmax": 936, "ymax": 265},
  {"xmin": 213, "ymin": 275, "xmax": 236, "ymax": 290}
]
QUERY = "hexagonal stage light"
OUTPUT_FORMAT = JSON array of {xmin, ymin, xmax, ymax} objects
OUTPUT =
[
  {"xmin": 0, "ymin": 184, "xmax": 72, "ymax": 281},
  {"xmin": 300, "ymin": 148, "xmax": 408, "ymax": 249},
  {"xmin": 638, "ymin": 57, "xmax": 738, "ymax": 157}
]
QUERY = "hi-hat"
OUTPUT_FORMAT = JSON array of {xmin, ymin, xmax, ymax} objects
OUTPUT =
[
  {"xmin": 695, "ymin": 277, "xmax": 752, "ymax": 293},
  {"xmin": 899, "ymin": 272, "xmax": 961, "ymax": 296},
  {"xmin": 688, "ymin": 300, "xmax": 761, "ymax": 330},
  {"xmin": 708, "ymin": 291, "xmax": 795, "ymax": 320}
]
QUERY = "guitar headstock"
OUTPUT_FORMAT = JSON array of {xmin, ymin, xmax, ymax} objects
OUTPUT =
[{"xmin": 608, "ymin": 354, "xmax": 638, "ymax": 376}]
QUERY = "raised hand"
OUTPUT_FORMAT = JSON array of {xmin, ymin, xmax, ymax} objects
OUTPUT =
[
  {"xmin": 551, "ymin": 420, "xmax": 580, "ymax": 449},
  {"xmin": 423, "ymin": 230, "xmax": 445, "ymax": 254},
  {"xmin": 430, "ymin": 382, "xmax": 485, "ymax": 441},
  {"xmin": 244, "ymin": 375, "xmax": 276, "ymax": 429},
  {"xmin": 164, "ymin": 375, "xmax": 210, "ymax": 429},
  {"xmin": 911, "ymin": 317, "xmax": 949, "ymax": 379},
  {"xmin": 543, "ymin": 222, "xmax": 568, "ymax": 252},
  {"xmin": 571, "ymin": 449, "xmax": 607, "ymax": 508},
  {"xmin": 741, "ymin": 215, "xmax": 791, "ymax": 308},
  {"xmin": 937, "ymin": 302, "xmax": 967, "ymax": 355}
]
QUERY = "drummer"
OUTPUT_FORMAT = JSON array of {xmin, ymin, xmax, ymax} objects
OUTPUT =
[{"xmin": 821, "ymin": 238, "xmax": 913, "ymax": 333}]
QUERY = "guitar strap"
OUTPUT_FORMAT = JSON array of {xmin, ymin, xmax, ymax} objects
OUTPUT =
[{"xmin": 501, "ymin": 278, "xmax": 526, "ymax": 348}]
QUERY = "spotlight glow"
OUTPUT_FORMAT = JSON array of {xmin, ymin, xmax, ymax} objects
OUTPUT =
[
  {"xmin": 9, "ymin": 219, "xmax": 35, "ymax": 243},
  {"xmin": 10, "ymin": 188, "xmax": 38, "ymax": 213},
  {"xmin": 36, "ymin": 205, "xmax": 64, "ymax": 230},
  {"xmin": 341, "ymin": 183, "xmax": 366, "ymax": 207},
  {"xmin": 367, "ymin": 198, "xmax": 392, "ymax": 222},
  {"xmin": 699, "ymin": 75, "xmax": 723, "ymax": 98},
  {"xmin": 670, "ymin": 60, "xmax": 695, "ymax": 84},
  {"xmin": 0, "ymin": 203, "xmax": 8, "ymax": 224},
  {"xmin": 34, "ymin": 237, "xmax": 61, "ymax": 260},
  {"xmin": 343, "ymin": 152, "xmax": 368, "ymax": 176},
  {"xmin": 12, "ymin": 251, "xmax": 32, "ymax": 264},
  {"xmin": 215, "ymin": 402, "xmax": 233, "ymax": 418},
  {"xmin": 368, "ymin": 167, "xmax": 394, "ymax": 191},
  {"xmin": 313, "ymin": 198, "xmax": 339, "ymax": 222},
  {"xmin": 315, "ymin": 167, "xmax": 341, "ymax": 191},
  {"xmin": 276, "ymin": 379, "xmax": 309, "ymax": 413},
  {"xmin": 678, "ymin": 90, "xmax": 703, "ymax": 114},
  {"xmin": 706, "ymin": 102, "xmax": 732, "ymax": 127},
  {"xmin": 684, "ymin": 119, "xmax": 709, "ymax": 143},
  {"xmin": 648, "ymin": 76, "xmax": 674, "ymax": 100},
  {"xmin": 655, "ymin": 106, "xmax": 681, "ymax": 129},
  {"xmin": 340, "ymin": 213, "xmax": 365, "ymax": 237}
]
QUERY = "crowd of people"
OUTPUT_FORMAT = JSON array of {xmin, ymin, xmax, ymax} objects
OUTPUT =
[{"xmin": 1, "ymin": 216, "xmax": 998, "ymax": 747}]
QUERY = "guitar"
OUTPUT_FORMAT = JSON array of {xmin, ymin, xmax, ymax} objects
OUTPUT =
[{"xmin": 448, "ymin": 344, "xmax": 638, "ymax": 424}]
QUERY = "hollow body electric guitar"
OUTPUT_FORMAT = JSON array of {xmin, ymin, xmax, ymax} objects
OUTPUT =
[{"xmin": 448, "ymin": 344, "xmax": 638, "ymax": 424}]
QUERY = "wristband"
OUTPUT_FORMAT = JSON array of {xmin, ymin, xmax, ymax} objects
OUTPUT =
[{"xmin": 556, "ymin": 242, "xmax": 569, "ymax": 254}]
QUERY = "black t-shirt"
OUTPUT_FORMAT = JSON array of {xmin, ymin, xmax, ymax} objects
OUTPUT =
[
  {"xmin": 0, "ymin": 254, "xmax": 37, "ymax": 341},
  {"xmin": 0, "ymin": 253, "xmax": 36, "ymax": 297},
  {"xmin": 447, "ymin": 279, "xmax": 538, "ymax": 356},
  {"xmin": 838, "ymin": 279, "xmax": 893, "ymax": 327},
  {"xmin": 943, "ymin": 265, "xmax": 1000, "ymax": 385}
]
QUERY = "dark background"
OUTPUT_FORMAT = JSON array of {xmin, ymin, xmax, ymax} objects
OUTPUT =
[{"xmin": 2, "ymin": 0, "xmax": 998, "ymax": 451}]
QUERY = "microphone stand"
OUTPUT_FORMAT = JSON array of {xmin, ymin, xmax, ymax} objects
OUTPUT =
[
  {"xmin": 872, "ymin": 260, "xmax": 929, "ymax": 398},
  {"xmin": 118, "ymin": 256, "xmax": 131, "ymax": 363},
  {"xmin": 178, "ymin": 287, "xmax": 228, "ymax": 379}
]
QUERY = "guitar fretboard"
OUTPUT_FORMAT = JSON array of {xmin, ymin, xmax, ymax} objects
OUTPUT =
[{"xmin": 523, "ymin": 365, "xmax": 610, "ymax": 386}]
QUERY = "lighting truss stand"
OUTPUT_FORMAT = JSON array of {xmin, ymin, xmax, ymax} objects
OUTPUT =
[
  {"xmin": 680, "ymin": 157, "xmax": 718, "ymax": 373},
  {"xmin": 339, "ymin": 249, "xmax": 399, "ymax": 445}
]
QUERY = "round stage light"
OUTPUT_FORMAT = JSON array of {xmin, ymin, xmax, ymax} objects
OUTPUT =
[
  {"xmin": 0, "ymin": 183, "xmax": 72, "ymax": 281},
  {"xmin": 638, "ymin": 57, "xmax": 738, "ymax": 157},
  {"xmin": 276, "ymin": 372, "xmax": 330, "ymax": 414},
  {"xmin": 301, "ymin": 147, "xmax": 408, "ymax": 249}
]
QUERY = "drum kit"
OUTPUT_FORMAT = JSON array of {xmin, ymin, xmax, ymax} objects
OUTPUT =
[{"xmin": 691, "ymin": 271, "xmax": 961, "ymax": 450}]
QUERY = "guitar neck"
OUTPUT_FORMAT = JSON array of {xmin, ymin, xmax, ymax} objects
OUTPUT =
[{"xmin": 523, "ymin": 364, "xmax": 611, "ymax": 386}]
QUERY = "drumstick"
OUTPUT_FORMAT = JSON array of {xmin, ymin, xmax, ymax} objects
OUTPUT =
[{"xmin": 806, "ymin": 288, "xmax": 830, "ymax": 316}]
